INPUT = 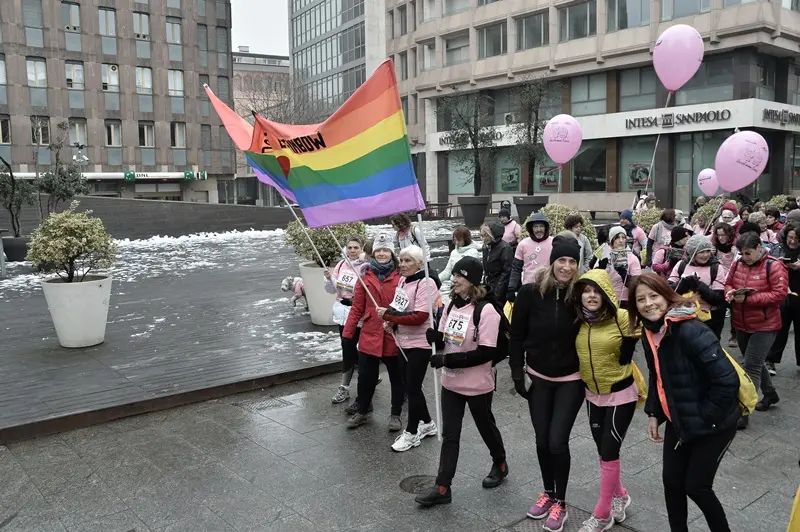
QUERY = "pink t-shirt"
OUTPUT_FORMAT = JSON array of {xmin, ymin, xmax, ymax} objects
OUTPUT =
[
  {"xmin": 607, "ymin": 251, "xmax": 641, "ymax": 303},
  {"xmin": 761, "ymin": 230, "xmax": 778, "ymax": 245},
  {"xmin": 586, "ymin": 381, "xmax": 639, "ymax": 407},
  {"xmin": 630, "ymin": 226, "xmax": 647, "ymax": 254},
  {"xmin": 715, "ymin": 249, "xmax": 735, "ymax": 270},
  {"xmin": 502, "ymin": 220, "xmax": 521, "ymax": 244},
  {"xmin": 293, "ymin": 282, "xmax": 304, "ymax": 298},
  {"xmin": 326, "ymin": 259, "xmax": 365, "ymax": 301},
  {"xmin": 438, "ymin": 301, "xmax": 499, "ymax": 396},
  {"xmin": 395, "ymin": 277, "xmax": 439, "ymax": 350},
  {"xmin": 515, "ymin": 237, "xmax": 553, "ymax": 284},
  {"xmin": 668, "ymin": 261, "xmax": 727, "ymax": 311},
  {"xmin": 648, "ymin": 222, "xmax": 672, "ymax": 257}
]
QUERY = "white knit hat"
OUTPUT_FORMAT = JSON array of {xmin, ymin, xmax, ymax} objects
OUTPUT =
[
  {"xmin": 609, "ymin": 226, "xmax": 627, "ymax": 244},
  {"xmin": 372, "ymin": 233, "xmax": 394, "ymax": 254}
]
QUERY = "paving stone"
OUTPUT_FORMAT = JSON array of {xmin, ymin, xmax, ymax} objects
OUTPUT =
[
  {"xmin": 63, "ymin": 509, "xmax": 150, "ymax": 532},
  {"xmin": 44, "ymin": 474, "xmax": 128, "ymax": 530},
  {"xmin": 150, "ymin": 506, "xmax": 235, "ymax": 532}
]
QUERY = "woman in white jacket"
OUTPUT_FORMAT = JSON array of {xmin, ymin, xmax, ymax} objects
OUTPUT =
[
  {"xmin": 324, "ymin": 236, "xmax": 369, "ymax": 404},
  {"xmin": 439, "ymin": 226, "xmax": 482, "ymax": 288}
]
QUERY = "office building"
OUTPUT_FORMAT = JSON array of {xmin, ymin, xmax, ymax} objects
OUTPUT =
[
  {"xmin": 383, "ymin": 0, "xmax": 800, "ymax": 213},
  {"xmin": 0, "ymin": 0, "xmax": 234, "ymax": 202}
]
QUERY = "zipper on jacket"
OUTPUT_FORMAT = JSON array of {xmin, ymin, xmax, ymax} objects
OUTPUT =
[{"xmin": 587, "ymin": 325, "xmax": 600, "ymax": 393}]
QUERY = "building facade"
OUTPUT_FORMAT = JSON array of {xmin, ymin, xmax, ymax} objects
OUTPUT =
[
  {"xmin": 227, "ymin": 48, "xmax": 290, "ymax": 206},
  {"xmin": 0, "ymin": 0, "xmax": 235, "ymax": 203},
  {"xmin": 386, "ymin": 0, "xmax": 800, "ymax": 213}
]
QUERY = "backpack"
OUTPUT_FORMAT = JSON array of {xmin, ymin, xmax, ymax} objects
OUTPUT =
[
  {"xmin": 722, "ymin": 348, "xmax": 758, "ymax": 415},
  {"xmin": 446, "ymin": 296, "xmax": 510, "ymax": 366},
  {"xmin": 677, "ymin": 260, "xmax": 719, "ymax": 285}
]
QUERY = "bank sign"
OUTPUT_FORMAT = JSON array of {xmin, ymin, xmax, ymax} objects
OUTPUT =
[
  {"xmin": 762, "ymin": 108, "xmax": 800, "ymax": 127},
  {"xmin": 625, "ymin": 109, "xmax": 732, "ymax": 129}
]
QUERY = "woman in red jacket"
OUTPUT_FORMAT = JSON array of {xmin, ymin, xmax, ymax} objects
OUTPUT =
[
  {"xmin": 724, "ymin": 231, "xmax": 788, "ymax": 430},
  {"xmin": 343, "ymin": 233, "xmax": 406, "ymax": 430}
]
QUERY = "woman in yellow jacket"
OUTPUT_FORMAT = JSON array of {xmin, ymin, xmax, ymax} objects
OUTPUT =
[{"xmin": 573, "ymin": 269, "xmax": 641, "ymax": 532}]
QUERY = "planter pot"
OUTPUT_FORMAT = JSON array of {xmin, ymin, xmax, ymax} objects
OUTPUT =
[
  {"xmin": 513, "ymin": 195, "xmax": 549, "ymax": 224},
  {"xmin": 2, "ymin": 237, "xmax": 30, "ymax": 262},
  {"xmin": 298, "ymin": 261, "xmax": 336, "ymax": 326},
  {"xmin": 458, "ymin": 195, "xmax": 492, "ymax": 229},
  {"xmin": 42, "ymin": 275, "xmax": 113, "ymax": 348}
]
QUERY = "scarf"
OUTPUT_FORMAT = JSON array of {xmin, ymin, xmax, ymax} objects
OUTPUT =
[
  {"xmin": 370, "ymin": 259, "xmax": 396, "ymax": 281},
  {"xmin": 715, "ymin": 241, "xmax": 733, "ymax": 253},
  {"xmin": 451, "ymin": 294, "xmax": 470, "ymax": 308},
  {"xmin": 581, "ymin": 307, "xmax": 602, "ymax": 323},
  {"xmin": 782, "ymin": 244, "xmax": 800, "ymax": 263}
]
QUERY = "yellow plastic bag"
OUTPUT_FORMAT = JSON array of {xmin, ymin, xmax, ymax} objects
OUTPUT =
[
  {"xmin": 788, "ymin": 486, "xmax": 800, "ymax": 532},
  {"xmin": 504, "ymin": 301, "xmax": 514, "ymax": 323},
  {"xmin": 632, "ymin": 361, "xmax": 648, "ymax": 408},
  {"xmin": 723, "ymin": 348, "xmax": 758, "ymax": 415},
  {"xmin": 683, "ymin": 290, "xmax": 712, "ymax": 322}
]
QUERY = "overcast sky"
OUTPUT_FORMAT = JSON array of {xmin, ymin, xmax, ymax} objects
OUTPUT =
[{"xmin": 231, "ymin": 0, "xmax": 290, "ymax": 56}]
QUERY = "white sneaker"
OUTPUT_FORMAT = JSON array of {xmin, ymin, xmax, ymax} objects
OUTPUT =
[
  {"xmin": 417, "ymin": 420, "xmax": 438, "ymax": 440},
  {"xmin": 391, "ymin": 430, "xmax": 420, "ymax": 452}
]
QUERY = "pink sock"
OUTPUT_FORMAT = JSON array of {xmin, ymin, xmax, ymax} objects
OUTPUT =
[{"xmin": 593, "ymin": 459, "xmax": 621, "ymax": 519}]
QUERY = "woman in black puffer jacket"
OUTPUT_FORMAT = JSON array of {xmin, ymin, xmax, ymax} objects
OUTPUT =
[{"xmin": 629, "ymin": 273, "xmax": 739, "ymax": 532}]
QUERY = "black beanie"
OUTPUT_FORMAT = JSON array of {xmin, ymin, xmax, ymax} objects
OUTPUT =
[
  {"xmin": 452, "ymin": 256, "xmax": 483, "ymax": 286},
  {"xmin": 670, "ymin": 226, "xmax": 692, "ymax": 244},
  {"xmin": 739, "ymin": 220, "xmax": 760, "ymax": 235},
  {"xmin": 498, "ymin": 208, "xmax": 511, "ymax": 219},
  {"xmin": 550, "ymin": 235, "xmax": 581, "ymax": 264}
]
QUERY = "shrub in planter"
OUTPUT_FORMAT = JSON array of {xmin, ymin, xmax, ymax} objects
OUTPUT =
[
  {"xmin": 692, "ymin": 197, "xmax": 725, "ymax": 229},
  {"xmin": 766, "ymin": 194, "xmax": 790, "ymax": 212},
  {"xmin": 284, "ymin": 220, "xmax": 370, "ymax": 325},
  {"xmin": 520, "ymin": 204, "xmax": 598, "ymax": 250},
  {"xmin": 27, "ymin": 202, "xmax": 117, "ymax": 348},
  {"xmin": 633, "ymin": 208, "xmax": 664, "ymax": 235}
]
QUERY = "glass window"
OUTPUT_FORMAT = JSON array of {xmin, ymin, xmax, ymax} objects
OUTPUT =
[
  {"xmin": 494, "ymin": 148, "xmax": 522, "ymax": 193},
  {"xmin": 61, "ymin": 2, "xmax": 81, "ymax": 32},
  {"xmin": 216, "ymin": 26, "xmax": 228, "ymax": 52},
  {"xmin": 619, "ymin": 136, "xmax": 656, "ymax": 192},
  {"xmin": 0, "ymin": 116, "xmax": 11, "ymax": 144},
  {"xmin": 171, "ymin": 122, "xmax": 187, "ymax": 148},
  {"xmin": 168, "ymin": 70, "xmax": 184, "ymax": 96},
  {"xmin": 69, "ymin": 118, "xmax": 87, "ymax": 146},
  {"xmin": 387, "ymin": 11, "xmax": 394, "ymax": 39},
  {"xmin": 477, "ymin": 22, "xmax": 507, "ymax": 59},
  {"xmin": 201, "ymin": 125, "xmax": 212, "ymax": 151},
  {"xmin": 139, "ymin": 122, "xmax": 155, "ymax": 147},
  {"xmin": 448, "ymin": 150, "xmax": 475, "ymax": 194},
  {"xmin": 23, "ymin": 0, "xmax": 44, "ymax": 28},
  {"xmin": 398, "ymin": 52, "xmax": 408, "ymax": 80},
  {"xmin": 398, "ymin": 5, "xmax": 407, "ymax": 35},
  {"xmin": 559, "ymin": 0, "xmax": 597, "ymax": 42},
  {"xmin": 534, "ymin": 155, "xmax": 561, "ymax": 193},
  {"xmin": 571, "ymin": 73, "xmax": 606, "ymax": 116},
  {"xmin": 789, "ymin": 64, "xmax": 800, "ymax": 106},
  {"xmin": 101, "ymin": 64, "xmax": 119, "ymax": 92},
  {"xmin": 784, "ymin": 0, "xmax": 800, "ymax": 11},
  {"xmin": 197, "ymin": 24, "xmax": 208, "ymax": 50},
  {"xmin": 607, "ymin": 0, "xmax": 649, "ymax": 32},
  {"xmin": 401, "ymin": 96, "xmax": 409, "ymax": 122},
  {"xmin": 0, "ymin": 56, "xmax": 5, "ymax": 85},
  {"xmin": 444, "ymin": 0, "xmax": 470, "ymax": 15},
  {"xmin": 724, "ymin": 0, "xmax": 755, "ymax": 6},
  {"xmin": 619, "ymin": 66, "xmax": 656, "ymax": 111},
  {"xmin": 26, "ymin": 58, "xmax": 47, "ymax": 87},
  {"xmin": 199, "ymin": 74, "xmax": 209, "ymax": 95},
  {"xmin": 572, "ymin": 139, "xmax": 606, "ymax": 192},
  {"xmin": 675, "ymin": 56, "xmax": 733, "ymax": 105},
  {"xmin": 105, "ymin": 120, "xmax": 122, "ymax": 146},
  {"xmin": 166, "ymin": 17, "xmax": 181, "ymax": 44},
  {"xmin": 218, "ymin": 76, "xmax": 229, "ymax": 99},
  {"xmin": 662, "ymin": 0, "xmax": 709, "ymax": 21},
  {"xmin": 423, "ymin": 41, "xmax": 436, "ymax": 70},
  {"xmin": 31, "ymin": 117, "xmax": 50, "ymax": 144},
  {"xmin": 136, "ymin": 67, "xmax": 153, "ymax": 94},
  {"xmin": 757, "ymin": 56, "xmax": 776, "ymax": 101},
  {"xmin": 675, "ymin": 131, "xmax": 729, "ymax": 197},
  {"xmin": 517, "ymin": 12, "xmax": 549, "ymax": 51},
  {"xmin": 791, "ymin": 135, "xmax": 800, "ymax": 189},
  {"xmin": 133, "ymin": 12, "xmax": 150, "ymax": 39},
  {"xmin": 444, "ymin": 33, "xmax": 470, "ymax": 66},
  {"xmin": 98, "ymin": 8, "xmax": 116, "ymax": 36},
  {"xmin": 65, "ymin": 61, "xmax": 84, "ymax": 89}
]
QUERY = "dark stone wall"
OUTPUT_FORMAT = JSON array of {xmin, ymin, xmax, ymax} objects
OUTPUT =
[{"xmin": 0, "ymin": 196, "xmax": 297, "ymax": 240}]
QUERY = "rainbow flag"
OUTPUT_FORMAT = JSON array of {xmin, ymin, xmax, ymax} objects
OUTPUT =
[{"xmin": 245, "ymin": 60, "xmax": 425, "ymax": 227}]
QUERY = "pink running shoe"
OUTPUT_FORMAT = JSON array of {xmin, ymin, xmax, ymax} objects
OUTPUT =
[
  {"xmin": 543, "ymin": 501, "xmax": 568, "ymax": 532},
  {"xmin": 526, "ymin": 493, "xmax": 555, "ymax": 519}
]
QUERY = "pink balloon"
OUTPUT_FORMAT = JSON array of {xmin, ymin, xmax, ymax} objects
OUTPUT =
[
  {"xmin": 653, "ymin": 25, "xmax": 704, "ymax": 92},
  {"xmin": 696, "ymin": 168, "xmax": 718, "ymax": 196},
  {"xmin": 543, "ymin": 114, "xmax": 582, "ymax": 165},
  {"xmin": 714, "ymin": 131, "xmax": 769, "ymax": 193}
]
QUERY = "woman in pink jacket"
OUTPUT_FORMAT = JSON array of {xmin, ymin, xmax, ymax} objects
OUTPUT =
[
  {"xmin": 415, "ymin": 256, "xmax": 508, "ymax": 507},
  {"xmin": 379, "ymin": 245, "xmax": 440, "ymax": 452},
  {"xmin": 652, "ymin": 227, "xmax": 691, "ymax": 278}
]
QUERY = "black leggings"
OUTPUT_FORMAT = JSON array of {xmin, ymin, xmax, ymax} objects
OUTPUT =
[
  {"xmin": 663, "ymin": 423, "xmax": 736, "ymax": 532},
  {"xmin": 706, "ymin": 308, "xmax": 726, "ymax": 341},
  {"xmin": 527, "ymin": 375, "xmax": 585, "ymax": 501},
  {"xmin": 356, "ymin": 352, "xmax": 404, "ymax": 416},
  {"xmin": 404, "ymin": 348, "xmax": 432, "ymax": 433},
  {"xmin": 587, "ymin": 400, "xmax": 636, "ymax": 462},
  {"xmin": 338, "ymin": 326, "xmax": 360, "ymax": 384},
  {"xmin": 436, "ymin": 387, "xmax": 505, "ymax": 487},
  {"xmin": 767, "ymin": 302, "xmax": 800, "ymax": 365}
]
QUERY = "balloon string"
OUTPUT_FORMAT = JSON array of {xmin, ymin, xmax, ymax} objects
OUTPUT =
[{"xmin": 643, "ymin": 91, "xmax": 673, "ymax": 198}]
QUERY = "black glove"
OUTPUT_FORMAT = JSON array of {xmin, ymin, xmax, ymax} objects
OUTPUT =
[
  {"xmin": 513, "ymin": 378, "xmax": 529, "ymax": 399},
  {"xmin": 614, "ymin": 264, "xmax": 628, "ymax": 279},
  {"xmin": 340, "ymin": 298, "xmax": 352, "ymax": 307},
  {"xmin": 677, "ymin": 275, "xmax": 698, "ymax": 293},
  {"xmin": 506, "ymin": 291, "xmax": 516, "ymax": 303},
  {"xmin": 669, "ymin": 256, "xmax": 681, "ymax": 268},
  {"xmin": 430, "ymin": 354, "xmax": 446, "ymax": 369},
  {"xmin": 425, "ymin": 328, "xmax": 438, "ymax": 346},
  {"xmin": 589, "ymin": 256, "xmax": 598, "ymax": 269},
  {"xmin": 598, "ymin": 258, "xmax": 609, "ymax": 270}
]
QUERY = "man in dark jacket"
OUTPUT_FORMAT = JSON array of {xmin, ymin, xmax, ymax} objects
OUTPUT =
[{"xmin": 481, "ymin": 221, "xmax": 513, "ymax": 306}]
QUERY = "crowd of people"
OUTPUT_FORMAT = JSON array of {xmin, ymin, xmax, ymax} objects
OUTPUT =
[{"xmin": 317, "ymin": 199, "xmax": 798, "ymax": 532}]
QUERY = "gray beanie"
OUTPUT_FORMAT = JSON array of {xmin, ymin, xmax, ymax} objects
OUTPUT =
[
  {"xmin": 372, "ymin": 233, "xmax": 394, "ymax": 254},
  {"xmin": 609, "ymin": 226, "xmax": 627, "ymax": 244},
  {"xmin": 685, "ymin": 234, "xmax": 714, "ymax": 262},
  {"xmin": 787, "ymin": 209, "xmax": 800, "ymax": 224}
]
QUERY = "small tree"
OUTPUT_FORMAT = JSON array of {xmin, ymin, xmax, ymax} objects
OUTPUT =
[
  {"xmin": 436, "ymin": 91, "xmax": 498, "ymax": 196},
  {"xmin": 36, "ymin": 120, "xmax": 89, "ymax": 216},
  {"xmin": 26, "ymin": 201, "xmax": 116, "ymax": 282},
  {"xmin": 284, "ymin": 220, "xmax": 369, "ymax": 267},
  {"xmin": 506, "ymin": 76, "xmax": 563, "ymax": 195},
  {"xmin": 0, "ymin": 156, "xmax": 36, "ymax": 238}
]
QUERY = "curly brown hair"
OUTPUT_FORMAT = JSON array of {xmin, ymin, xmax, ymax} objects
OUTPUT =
[{"xmin": 564, "ymin": 214, "xmax": 583, "ymax": 231}]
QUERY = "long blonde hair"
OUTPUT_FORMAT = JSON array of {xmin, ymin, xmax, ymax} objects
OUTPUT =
[
  {"xmin": 532, "ymin": 263, "xmax": 576, "ymax": 300},
  {"xmin": 449, "ymin": 283, "xmax": 488, "ymax": 303}
]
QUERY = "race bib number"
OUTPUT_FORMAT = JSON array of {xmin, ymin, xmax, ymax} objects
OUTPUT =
[
  {"xmin": 390, "ymin": 288, "xmax": 410, "ymax": 311},
  {"xmin": 444, "ymin": 311, "xmax": 470, "ymax": 346},
  {"xmin": 336, "ymin": 272, "xmax": 356, "ymax": 292}
]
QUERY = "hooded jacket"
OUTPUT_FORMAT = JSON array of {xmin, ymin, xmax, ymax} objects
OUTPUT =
[
  {"xmin": 723, "ymin": 250, "xmax": 787, "ymax": 333},
  {"xmin": 575, "ymin": 269, "xmax": 640, "ymax": 395},
  {"xmin": 342, "ymin": 263, "xmax": 400, "ymax": 357},
  {"xmin": 481, "ymin": 221, "xmax": 513, "ymax": 305},
  {"xmin": 509, "ymin": 213, "xmax": 553, "ymax": 293},
  {"xmin": 620, "ymin": 209, "xmax": 647, "ymax": 255},
  {"xmin": 440, "ymin": 241, "xmax": 482, "ymax": 283}
]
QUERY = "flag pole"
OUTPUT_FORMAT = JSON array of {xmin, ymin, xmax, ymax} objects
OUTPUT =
[
  {"xmin": 416, "ymin": 212, "xmax": 443, "ymax": 442},
  {"xmin": 325, "ymin": 226, "xmax": 409, "ymax": 363},
  {"xmin": 279, "ymin": 195, "xmax": 329, "ymax": 273},
  {"xmin": 642, "ymin": 91, "xmax": 673, "ymax": 198}
]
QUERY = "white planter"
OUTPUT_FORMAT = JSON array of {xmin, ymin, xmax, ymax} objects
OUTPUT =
[
  {"xmin": 41, "ymin": 275, "xmax": 113, "ymax": 348},
  {"xmin": 298, "ymin": 261, "xmax": 336, "ymax": 326}
]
